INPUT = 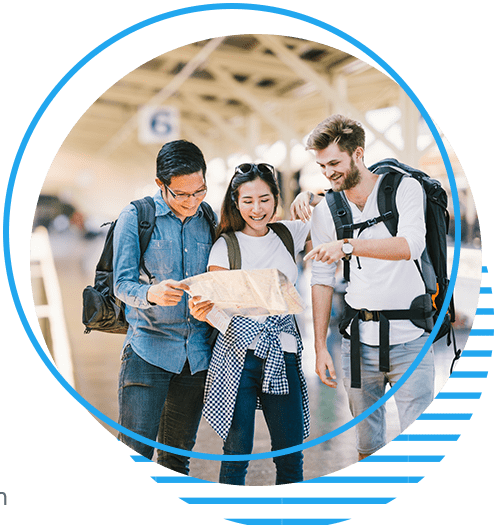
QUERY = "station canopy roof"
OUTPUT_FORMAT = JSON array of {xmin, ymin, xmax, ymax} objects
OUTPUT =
[{"xmin": 60, "ymin": 34, "xmax": 404, "ymax": 164}]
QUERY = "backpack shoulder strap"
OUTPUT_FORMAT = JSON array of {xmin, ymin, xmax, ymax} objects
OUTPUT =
[
  {"xmin": 324, "ymin": 190, "xmax": 355, "ymax": 281},
  {"xmin": 200, "ymin": 201, "xmax": 218, "ymax": 242},
  {"xmin": 267, "ymin": 222, "xmax": 295, "ymax": 262},
  {"xmin": 130, "ymin": 196, "xmax": 156, "ymax": 281},
  {"xmin": 95, "ymin": 220, "xmax": 116, "ymax": 273},
  {"xmin": 325, "ymin": 190, "xmax": 353, "ymax": 240},
  {"xmin": 220, "ymin": 232, "xmax": 241, "ymax": 270},
  {"xmin": 377, "ymin": 172, "xmax": 403, "ymax": 237}
]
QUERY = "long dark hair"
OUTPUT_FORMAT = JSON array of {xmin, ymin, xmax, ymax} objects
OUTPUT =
[{"xmin": 216, "ymin": 163, "xmax": 280, "ymax": 239}]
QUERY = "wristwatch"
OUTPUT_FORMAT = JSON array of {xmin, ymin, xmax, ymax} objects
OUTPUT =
[{"xmin": 342, "ymin": 238, "xmax": 354, "ymax": 259}]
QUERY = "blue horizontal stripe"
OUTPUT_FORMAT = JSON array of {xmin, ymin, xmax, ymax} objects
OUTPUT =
[
  {"xmin": 475, "ymin": 308, "xmax": 494, "ymax": 315},
  {"xmin": 418, "ymin": 413, "xmax": 472, "ymax": 420},
  {"xmin": 362, "ymin": 456, "xmax": 444, "ymax": 462},
  {"xmin": 303, "ymin": 476, "xmax": 423, "ymax": 484},
  {"xmin": 436, "ymin": 392, "xmax": 482, "ymax": 399},
  {"xmin": 469, "ymin": 329, "xmax": 494, "ymax": 336},
  {"xmin": 226, "ymin": 518, "xmax": 350, "ymax": 525},
  {"xmin": 393, "ymin": 434, "xmax": 460, "ymax": 441},
  {"xmin": 461, "ymin": 350, "xmax": 492, "ymax": 357},
  {"xmin": 130, "ymin": 455, "xmax": 152, "ymax": 462},
  {"xmin": 450, "ymin": 371, "xmax": 488, "ymax": 378},
  {"xmin": 480, "ymin": 287, "xmax": 492, "ymax": 294},
  {"xmin": 181, "ymin": 498, "xmax": 394, "ymax": 505},
  {"xmin": 152, "ymin": 476, "xmax": 211, "ymax": 483}
]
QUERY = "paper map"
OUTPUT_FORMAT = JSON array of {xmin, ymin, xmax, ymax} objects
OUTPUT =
[{"xmin": 183, "ymin": 268, "xmax": 305, "ymax": 333}]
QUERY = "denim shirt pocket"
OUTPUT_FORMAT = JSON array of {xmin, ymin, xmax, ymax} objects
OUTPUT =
[
  {"xmin": 143, "ymin": 239, "xmax": 179, "ymax": 278},
  {"xmin": 194, "ymin": 242, "xmax": 211, "ymax": 276}
]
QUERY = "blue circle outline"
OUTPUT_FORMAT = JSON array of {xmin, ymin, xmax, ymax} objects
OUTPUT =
[{"xmin": 3, "ymin": 3, "xmax": 461, "ymax": 462}]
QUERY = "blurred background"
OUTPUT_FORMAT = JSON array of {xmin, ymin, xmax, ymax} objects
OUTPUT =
[{"xmin": 30, "ymin": 34, "xmax": 481, "ymax": 484}]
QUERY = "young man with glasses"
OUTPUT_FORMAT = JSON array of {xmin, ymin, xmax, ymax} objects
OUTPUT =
[{"xmin": 113, "ymin": 139, "xmax": 216, "ymax": 474}]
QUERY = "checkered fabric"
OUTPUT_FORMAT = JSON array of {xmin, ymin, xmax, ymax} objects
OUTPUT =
[{"xmin": 202, "ymin": 314, "xmax": 310, "ymax": 442}]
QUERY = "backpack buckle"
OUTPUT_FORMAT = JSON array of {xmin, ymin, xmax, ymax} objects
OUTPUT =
[{"xmin": 360, "ymin": 309, "xmax": 380, "ymax": 322}]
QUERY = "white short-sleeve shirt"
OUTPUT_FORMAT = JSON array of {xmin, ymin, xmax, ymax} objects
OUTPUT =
[{"xmin": 209, "ymin": 219, "xmax": 310, "ymax": 352}]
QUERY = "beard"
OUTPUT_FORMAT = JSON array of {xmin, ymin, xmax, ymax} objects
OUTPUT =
[{"xmin": 331, "ymin": 158, "xmax": 361, "ymax": 192}]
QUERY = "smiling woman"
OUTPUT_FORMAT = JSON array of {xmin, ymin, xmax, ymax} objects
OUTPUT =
[
  {"xmin": 187, "ymin": 161, "xmax": 321, "ymax": 486},
  {"xmin": 237, "ymin": 180, "xmax": 275, "ymax": 237},
  {"xmin": 234, "ymin": 167, "xmax": 277, "ymax": 237}
]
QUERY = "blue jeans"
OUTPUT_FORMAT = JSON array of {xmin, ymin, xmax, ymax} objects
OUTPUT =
[
  {"xmin": 219, "ymin": 350, "xmax": 304, "ymax": 485},
  {"xmin": 341, "ymin": 332, "xmax": 435, "ymax": 455},
  {"xmin": 118, "ymin": 344, "xmax": 206, "ymax": 474}
]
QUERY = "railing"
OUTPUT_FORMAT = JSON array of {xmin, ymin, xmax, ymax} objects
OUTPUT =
[{"xmin": 30, "ymin": 226, "xmax": 75, "ymax": 387}]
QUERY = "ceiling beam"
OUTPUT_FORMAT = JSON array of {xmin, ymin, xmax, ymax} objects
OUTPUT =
[
  {"xmin": 257, "ymin": 34, "xmax": 363, "ymax": 114},
  {"xmin": 257, "ymin": 35, "xmax": 404, "ymax": 156},
  {"xmin": 97, "ymin": 36, "xmax": 225, "ymax": 159},
  {"xmin": 182, "ymin": 93, "xmax": 250, "ymax": 154},
  {"xmin": 207, "ymin": 63, "xmax": 300, "ymax": 143}
]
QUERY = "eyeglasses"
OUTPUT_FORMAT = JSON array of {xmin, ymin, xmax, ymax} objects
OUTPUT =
[
  {"xmin": 234, "ymin": 163, "xmax": 275, "ymax": 176},
  {"xmin": 164, "ymin": 184, "xmax": 208, "ymax": 201}
]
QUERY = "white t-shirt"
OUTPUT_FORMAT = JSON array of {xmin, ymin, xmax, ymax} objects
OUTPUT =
[
  {"xmin": 208, "ymin": 219, "xmax": 310, "ymax": 352},
  {"xmin": 310, "ymin": 175, "xmax": 427, "ymax": 346}
]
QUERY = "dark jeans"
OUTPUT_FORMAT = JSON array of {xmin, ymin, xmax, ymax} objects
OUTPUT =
[
  {"xmin": 118, "ymin": 344, "xmax": 206, "ymax": 475},
  {"xmin": 219, "ymin": 350, "xmax": 304, "ymax": 485}
]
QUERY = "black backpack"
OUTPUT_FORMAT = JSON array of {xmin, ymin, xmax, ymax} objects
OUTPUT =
[
  {"xmin": 82, "ymin": 197, "xmax": 217, "ymax": 334},
  {"xmin": 326, "ymin": 158, "xmax": 460, "ymax": 386}
]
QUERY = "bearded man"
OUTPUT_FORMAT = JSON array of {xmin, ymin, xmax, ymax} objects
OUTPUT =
[{"xmin": 303, "ymin": 114, "xmax": 435, "ymax": 461}]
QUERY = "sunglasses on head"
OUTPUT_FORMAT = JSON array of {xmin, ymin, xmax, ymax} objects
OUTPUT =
[{"xmin": 234, "ymin": 163, "xmax": 275, "ymax": 176}]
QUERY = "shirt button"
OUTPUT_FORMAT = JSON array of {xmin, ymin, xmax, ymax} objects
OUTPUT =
[{"xmin": 185, "ymin": 248, "xmax": 188, "ymax": 252}]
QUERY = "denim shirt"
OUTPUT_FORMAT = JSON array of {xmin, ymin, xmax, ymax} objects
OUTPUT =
[{"xmin": 113, "ymin": 190, "xmax": 214, "ymax": 374}]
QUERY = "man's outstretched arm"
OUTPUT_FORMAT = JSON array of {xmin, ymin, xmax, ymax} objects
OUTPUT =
[{"xmin": 304, "ymin": 236, "xmax": 411, "ymax": 265}]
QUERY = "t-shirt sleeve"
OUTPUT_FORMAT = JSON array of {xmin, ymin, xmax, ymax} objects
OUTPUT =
[
  {"xmin": 208, "ymin": 236, "xmax": 230, "ymax": 270},
  {"xmin": 280, "ymin": 219, "xmax": 311, "ymax": 256}
]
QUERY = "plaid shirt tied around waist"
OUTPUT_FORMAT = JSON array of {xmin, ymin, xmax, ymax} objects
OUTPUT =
[{"xmin": 202, "ymin": 314, "xmax": 310, "ymax": 441}]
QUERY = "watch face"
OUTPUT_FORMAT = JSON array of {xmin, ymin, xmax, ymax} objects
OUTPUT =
[{"xmin": 343, "ymin": 242, "xmax": 354, "ymax": 254}]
